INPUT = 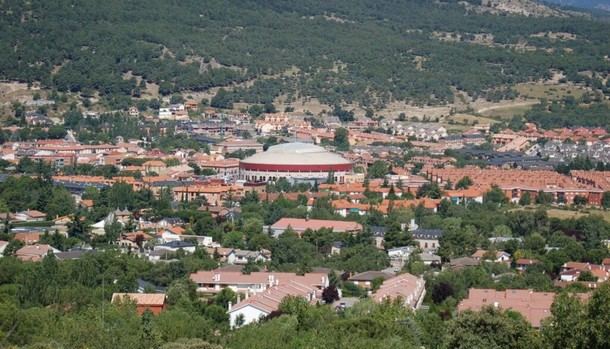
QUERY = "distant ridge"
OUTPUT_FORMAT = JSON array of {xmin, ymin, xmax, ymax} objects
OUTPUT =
[{"xmin": 542, "ymin": 0, "xmax": 610, "ymax": 11}]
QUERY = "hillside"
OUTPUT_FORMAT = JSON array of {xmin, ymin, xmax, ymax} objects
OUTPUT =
[
  {"xmin": 543, "ymin": 0, "xmax": 610, "ymax": 11},
  {"xmin": 1, "ymin": 0, "xmax": 609, "ymax": 110}
]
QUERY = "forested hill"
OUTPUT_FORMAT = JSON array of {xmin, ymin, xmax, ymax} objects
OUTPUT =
[
  {"xmin": 543, "ymin": 0, "xmax": 610, "ymax": 11},
  {"xmin": 1, "ymin": 0, "xmax": 609, "ymax": 108}
]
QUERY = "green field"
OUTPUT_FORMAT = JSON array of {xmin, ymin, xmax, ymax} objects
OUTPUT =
[
  {"xmin": 514, "ymin": 83, "xmax": 586, "ymax": 101},
  {"xmin": 478, "ymin": 103, "xmax": 535, "ymax": 120}
]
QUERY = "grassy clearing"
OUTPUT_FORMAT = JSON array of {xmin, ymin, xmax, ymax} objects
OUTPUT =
[
  {"xmin": 443, "ymin": 113, "xmax": 498, "ymax": 132},
  {"xmin": 516, "ymin": 207, "xmax": 610, "ymax": 222},
  {"xmin": 478, "ymin": 104, "xmax": 535, "ymax": 119},
  {"xmin": 514, "ymin": 83, "xmax": 586, "ymax": 101}
]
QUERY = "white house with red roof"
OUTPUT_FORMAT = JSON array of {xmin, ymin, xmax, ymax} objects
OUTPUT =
[
  {"xmin": 189, "ymin": 269, "xmax": 328, "ymax": 295},
  {"xmin": 372, "ymin": 272, "xmax": 426, "ymax": 309},
  {"xmin": 228, "ymin": 281, "xmax": 319, "ymax": 328}
]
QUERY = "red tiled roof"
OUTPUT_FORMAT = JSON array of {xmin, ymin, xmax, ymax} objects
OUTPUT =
[
  {"xmin": 373, "ymin": 273, "xmax": 425, "ymax": 308},
  {"xmin": 270, "ymin": 218, "xmax": 362, "ymax": 232},
  {"xmin": 458, "ymin": 289, "xmax": 554, "ymax": 327},
  {"xmin": 112, "ymin": 293, "xmax": 166, "ymax": 306},
  {"xmin": 190, "ymin": 269, "xmax": 327, "ymax": 288}
]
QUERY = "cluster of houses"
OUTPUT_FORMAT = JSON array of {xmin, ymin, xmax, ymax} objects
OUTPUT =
[{"xmin": 188, "ymin": 268, "xmax": 426, "ymax": 328}]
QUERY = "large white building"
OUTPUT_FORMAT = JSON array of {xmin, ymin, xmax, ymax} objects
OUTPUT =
[{"xmin": 239, "ymin": 142, "xmax": 352, "ymax": 184}]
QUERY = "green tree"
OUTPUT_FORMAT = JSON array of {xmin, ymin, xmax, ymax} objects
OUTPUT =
[
  {"xmin": 519, "ymin": 192, "xmax": 531, "ymax": 206},
  {"xmin": 455, "ymin": 176, "xmax": 473, "ymax": 190},
  {"xmin": 333, "ymin": 127, "xmax": 350, "ymax": 151},
  {"xmin": 601, "ymin": 191, "xmax": 610, "ymax": 209},
  {"xmin": 417, "ymin": 183, "xmax": 442, "ymax": 199},
  {"xmin": 535, "ymin": 191, "xmax": 554, "ymax": 205},
  {"xmin": 484, "ymin": 185, "xmax": 508, "ymax": 205},
  {"xmin": 442, "ymin": 306, "xmax": 541, "ymax": 349}
]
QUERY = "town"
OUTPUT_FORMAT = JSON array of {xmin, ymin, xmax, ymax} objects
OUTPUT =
[{"xmin": 1, "ymin": 94, "xmax": 610, "ymax": 348}]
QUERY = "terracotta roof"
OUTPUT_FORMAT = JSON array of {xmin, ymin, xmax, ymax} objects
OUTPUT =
[
  {"xmin": 143, "ymin": 160, "xmax": 167, "ymax": 167},
  {"xmin": 271, "ymin": 218, "xmax": 362, "ymax": 233},
  {"xmin": 80, "ymin": 199, "xmax": 94, "ymax": 208},
  {"xmin": 372, "ymin": 273, "xmax": 424, "ymax": 308},
  {"xmin": 516, "ymin": 258, "xmax": 540, "ymax": 266},
  {"xmin": 458, "ymin": 288, "xmax": 589, "ymax": 327},
  {"xmin": 15, "ymin": 244, "xmax": 55, "ymax": 262},
  {"xmin": 21, "ymin": 209, "xmax": 46, "ymax": 218},
  {"xmin": 112, "ymin": 293, "xmax": 166, "ymax": 306},
  {"xmin": 331, "ymin": 199, "xmax": 369, "ymax": 211},
  {"xmin": 169, "ymin": 226, "xmax": 186, "ymax": 235},
  {"xmin": 190, "ymin": 269, "xmax": 327, "ymax": 288},
  {"xmin": 444, "ymin": 187, "xmax": 484, "ymax": 198},
  {"xmin": 472, "ymin": 249, "xmax": 509, "ymax": 259},
  {"xmin": 230, "ymin": 281, "xmax": 316, "ymax": 314},
  {"xmin": 14, "ymin": 232, "xmax": 42, "ymax": 244}
]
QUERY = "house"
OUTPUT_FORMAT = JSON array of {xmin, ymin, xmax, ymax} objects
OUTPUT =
[
  {"xmin": 14, "ymin": 210, "xmax": 47, "ymax": 222},
  {"xmin": 189, "ymin": 269, "xmax": 329, "ymax": 295},
  {"xmin": 443, "ymin": 188, "xmax": 484, "ymax": 205},
  {"xmin": 348, "ymin": 271, "xmax": 393, "ymax": 289},
  {"xmin": 111, "ymin": 293, "xmax": 166, "ymax": 315},
  {"xmin": 147, "ymin": 250, "xmax": 176, "ymax": 262},
  {"xmin": 159, "ymin": 230, "xmax": 182, "ymax": 244},
  {"xmin": 227, "ymin": 249, "xmax": 271, "ymax": 265},
  {"xmin": 331, "ymin": 199, "xmax": 369, "ymax": 217},
  {"xmin": 419, "ymin": 252, "xmax": 442, "ymax": 266},
  {"xmin": 90, "ymin": 212, "xmax": 124, "ymax": 236},
  {"xmin": 370, "ymin": 226, "xmax": 388, "ymax": 249},
  {"xmin": 13, "ymin": 232, "xmax": 42, "ymax": 245},
  {"xmin": 78, "ymin": 199, "xmax": 94, "ymax": 211},
  {"xmin": 216, "ymin": 139, "xmax": 263, "ymax": 154},
  {"xmin": 269, "ymin": 218, "xmax": 363, "ymax": 237},
  {"xmin": 143, "ymin": 160, "xmax": 167, "ymax": 174},
  {"xmin": 458, "ymin": 288, "xmax": 589, "ymax": 328},
  {"xmin": 558, "ymin": 262, "xmax": 609, "ymax": 286},
  {"xmin": 118, "ymin": 231, "xmax": 153, "ymax": 250},
  {"xmin": 411, "ymin": 228, "xmax": 443, "ymax": 252},
  {"xmin": 448, "ymin": 257, "xmax": 480, "ymax": 270},
  {"xmin": 472, "ymin": 249, "xmax": 511, "ymax": 264},
  {"xmin": 228, "ymin": 281, "xmax": 319, "ymax": 328},
  {"xmin": 516, "ymin": 258, "xmax": 540, "ymax": 272},
  {"xmin": 372, "ymin": 273, "xmax": 426, "ymax": 309},
  {"xmin": 15, "ymin": 244, "xmax": 59, "ymax": 262},
  {"xmin": 154, "ymin": 241, "xmax": 197, "ymax": 254},
  {"xmin": 387, "ymin": 246, "xmax": 416, "ymax": 271},
  {"xmin": 207, "ymin": 247, "xmax": 235, "ymax": 262}
]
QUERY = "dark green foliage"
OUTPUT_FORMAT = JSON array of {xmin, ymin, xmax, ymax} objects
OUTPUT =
[
  {"xmin": 441, "ymin": 306, "xmax": 542, "ymax": 349},
  {"xmin": 334, "ymin": 128, "xmax": 350, "ymax": 151},
  {"xmin": 526, "ymin": 101, "xmax": 610, "ymax": 129},
  {"xmin": 1, "ymin": 1, "xmax": 609, "ymax": 108}
]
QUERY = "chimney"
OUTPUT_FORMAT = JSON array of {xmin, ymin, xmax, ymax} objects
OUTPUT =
[{"xmin": 228, "ymin": 301, "xmax": 232, "ymax": 312}]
